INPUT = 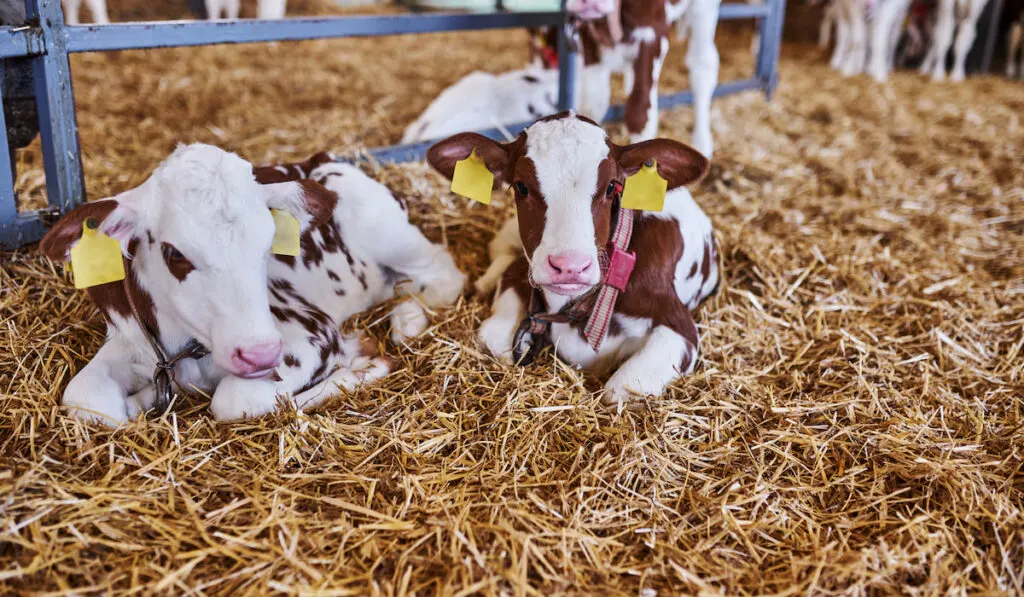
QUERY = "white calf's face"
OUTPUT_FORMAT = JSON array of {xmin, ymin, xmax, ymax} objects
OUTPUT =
[
  {"xmin": 566, "ymin": 0, "xmax": 617, "ymax": 20},
  {"xmin": 521, "ymin": 117, "xmax": 612, "ymax": 296},
  {"xmin": 43, "ymin": 144, "xmax": 331, "ymax": 379}
]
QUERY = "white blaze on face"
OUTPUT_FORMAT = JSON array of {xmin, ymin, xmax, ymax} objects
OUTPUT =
[
  {"xmin": 133, "ymin": 144, "xmax": 283, "ymax": 374},
  {"xmin": 526, "ymin": 116, "xmax": 609, "ymax": 290}
]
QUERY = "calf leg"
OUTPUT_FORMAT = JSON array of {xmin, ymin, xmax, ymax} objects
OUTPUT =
[
  {"xmin": 479, "ymin": 287, "xmax": 526, "ymax": 363},
  {"xmin": 928, "ymin": 0, "xmax": 956, "ymax": 80},
  {"xmin": 62, "ymin": 0, "xmax": 81, "ymax": 25},
  {"xmin": 831, "ymin": 10, "xmax": 850, "ymax": 69},
  {"xmin": 868, "ymin": 0, "xmax": 909, "ymax": 81},
  {"xmin": 820, "ymin": 2, "xmax": 837, "ymax": 49},
  {"xmin": 687, "ymin": 0, "xmax": 720, "ymax": 157},
  {"xmin": 604, "ymin": 322, "xmax": 699, "ymax": 405},
  {"xmin": 625, "ymin": 32, "xmax": 664, "ymax": 143},
  {"xmin": 61, "ymin": 340, "xmax": 148, "ymax": 425},
  {"xmin": 949, "ymin": 0, "xmax": 987, "ymax": 82},
  {"xmin": 85, "ymin": 0, "xmax": 109, "ymax": 23},
  {"xmin": 475, "ymin": 217, "xmax": 522, "ymax": 297},
  {"xmin": 205, "ymin": 0, "xmax": 222, "ymax": 19},
  {"xmin": 841, "ymin": 1, "xmax": 868, "ymax": 76},
  {"xmin": 1006, "ymin": 21, "xmax": 1022, "ymax": 77},
  {"xmin": 258, "ymin": 0, "xmax": 287, "ymax": 19}
]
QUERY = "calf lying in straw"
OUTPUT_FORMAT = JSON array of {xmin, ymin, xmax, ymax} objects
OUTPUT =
[
  {"xmin": 427, "ymin": 112, "xmax": 718, "ymax": 404},
  {"xmin": 41, "ymin": 144, "xmax": 465, "ymax": 425}
]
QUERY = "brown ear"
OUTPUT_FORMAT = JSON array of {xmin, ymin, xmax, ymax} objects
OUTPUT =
[
  {"xmin": 261, "ymin": 180, "xmax": 336, "ymax": 232},
  {"xmin": 426, "ymin": 133, "xmax": 512, "ymax": 183},
  {"xmin": 616, "ymin": 139, "xmax": 710, "ymax": 190},
  {"xmin": 297, "ymin": 180, "xmax": 337, "ymax": 230},
  {"xmin": 39, "ymin": 200, "xmax": 123, "ymax": 262}
]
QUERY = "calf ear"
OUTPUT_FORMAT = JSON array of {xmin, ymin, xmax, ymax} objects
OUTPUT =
[
  {"xmin": 616, "ymin": 139, "xmax": 710, "ymax": 190},
  {"xmin": 426, "ymin": 133, "xmax": 512, "ymax": 183},
  {"xmin": 39, "ymin": 196, "xmax": 139, "ymax": 262},
  {"xmin": 261, "ymin": 180, "xmax": 336, "ymax": 232}
]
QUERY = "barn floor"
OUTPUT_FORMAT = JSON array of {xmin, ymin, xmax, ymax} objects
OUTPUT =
[{"xmin": 2, "ymin": 1, "xmax": 1023, "ymax": 594}]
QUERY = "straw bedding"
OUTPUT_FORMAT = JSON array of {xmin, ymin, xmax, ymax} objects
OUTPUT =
[{"xmin": 2, "ymin": 1, "xmax": 1022, "ymax": 594}]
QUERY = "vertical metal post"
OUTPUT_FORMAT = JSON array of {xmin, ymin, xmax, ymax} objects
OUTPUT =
[
  {"xmin": 25, "ymin": 0, "xmax": 85, "ymax": 214},
  {"xmin": 980, "ymin": 0, "xmax": 1005, "ymax": 73},
  {"xmin": 0, "ymin": 82, "xmax": 18, "ymax": 237},
  {"xmin": 756, "ymin": 0, "xmax": 786, "ymax": 99},
  {"xmin": 556, "ymin": 0, "xmax": 577, "ymax": 111}
]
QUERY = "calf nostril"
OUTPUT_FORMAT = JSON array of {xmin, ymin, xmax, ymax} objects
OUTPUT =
[{"xmin": 547, "ymin": 255, "xmax": 563, "ymax": 274}]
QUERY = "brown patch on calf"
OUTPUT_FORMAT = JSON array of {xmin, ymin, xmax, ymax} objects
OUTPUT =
[
  {"xmin": 297, "ymin": 180, "xmax": 337, "ymax": 230},
  {"xmin": 625, "ymin": 39, "xmax": 658, "ymax": 135},
  {"xmin": 88, "ymin": 240, "xmax": 160, "ymax": 336},
  {"xmin": 254, "ymin": 152, "xmax": 334, "ymax": 184}
]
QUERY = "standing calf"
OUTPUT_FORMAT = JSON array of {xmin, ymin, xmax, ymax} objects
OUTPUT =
[
  {"xmin": 427, "ymin": 113, "xmax": 718, "ymax": 404},
  {"xmin": 543, "ymin": 0, "xmax": 721, "ymax": 156},
  {"xmin": 41, "ymin": 144, "xmax": 465, "ymax": 425}
]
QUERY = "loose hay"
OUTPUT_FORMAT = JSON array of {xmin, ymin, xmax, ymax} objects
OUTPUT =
[{"xmin": 1, "ymin": 3, "xmax": 1023, "ymax": 594}]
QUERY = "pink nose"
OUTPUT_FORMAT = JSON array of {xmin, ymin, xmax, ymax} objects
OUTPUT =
[
  {"xmin": 546, "ymin": 251, "xmax": 594, "ymax": 280},
  {"xmin": 231, "ymin": 341, "xmax": 283, "ymax": 376}
]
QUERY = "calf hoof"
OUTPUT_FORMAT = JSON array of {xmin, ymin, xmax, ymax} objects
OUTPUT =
[
  {"xmin": 950, "ymin": 69, "xmax": 966, "ymax": 82},
  {"xmin": 62, "ymin": 378, "xmax": 130, "ymax": 427},
  {"xmin": 390, "ymin": 299, "xmax": 430, "ymax": 344},
  {"xmin": 210, "ymin": 376, "xmax": 279, "ymax": 421},
  {"xmin": 478, "ymin": 317, "xmax": 516, "ymax": 364}
]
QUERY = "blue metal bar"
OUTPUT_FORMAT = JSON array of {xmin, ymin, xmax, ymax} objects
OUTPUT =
[
  {"xmin": 556, "ymin": 0, "xmax": 577, "ymax": 111},
  {"xmin": 718, "ymin": 4, "xmax": 772, "ymax": 19},
  {"xmin": 0, "ymin": 76, "xmax": 19, "ymax": 248},
  {"xmin": 755, "ymin": 0, "xmax": 786, "ymax": 98},
  {"xmin": 64, "ymin": 12, "xmax": 565, "ymax": 53},
  {"xmin": 0, "ymin": 212, "xmax": 49, "ymax": 249},
  {"xmin": 26, "ymin": 0, "xmax": 85, "ymax": 214},
  {"xmin": 0, "ymin": 26, "xmax": 42, "ymax": 59}
]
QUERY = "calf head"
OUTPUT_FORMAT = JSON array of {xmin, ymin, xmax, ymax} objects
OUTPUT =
[
  {"xmin": 41, "ymin": 143, "xmax": 335, "ymax": 378},
  {"xmin": 567, "ymin": 0, "xmax": 617, "ymax": 20},
  {"xmin": 427, "ymin": 113, "xmax": 707, "ymax": 298}
]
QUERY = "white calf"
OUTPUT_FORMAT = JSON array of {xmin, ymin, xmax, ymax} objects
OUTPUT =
[
  {"xmin": 206, "ymin": 0, "xmax": 288, "ymax": 19},
  {"xmin": 830, "ymin": 0, "xmax": 912, "ymax": 81},
  {"xmin": 1005, "ymin": 9, "xmax": 1024, "ymax": 78},
  {"xmin": 40, "ymin": 145, "xmax": 465, "ymax": 425},
  {"xmin": 401, "ymin": 68, "xmax": 559, "ymax": 144}
]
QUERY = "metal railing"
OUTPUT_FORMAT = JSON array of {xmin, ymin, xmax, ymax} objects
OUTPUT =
[{"xmin": 0, "ymin": 0, "xmax": 785, "ymax": 249}]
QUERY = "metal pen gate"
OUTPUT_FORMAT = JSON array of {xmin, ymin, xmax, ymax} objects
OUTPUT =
[{"xmin": 0, "ymin": 0, "xmax": 785, "ymax": 249}]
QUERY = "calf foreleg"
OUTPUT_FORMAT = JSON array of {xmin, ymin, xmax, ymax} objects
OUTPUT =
[
  {"xmin": 687, "ymin": 0, "xmax": 720, "ymax": 157},
  {"xmin": 604, "ymin": 317, "xmax": 699, "ymax": 405},
  {"xmin": 926, "ymin": 0, "xmax": 956, "ymax": 79},
  {"xmin": 1007, "ymin": 21, "xmax": 1022, "ymax": 77},
  {"xmin": 61, "ymin": 339, "xmax": 150, "ymax": 425},
  {"xmin": 949, "ymin": 0, "xmax": 988, "ymax": 82},
  {"xmin": 625, "ymin": 32, "xmax": 669, "ymax": 143}
]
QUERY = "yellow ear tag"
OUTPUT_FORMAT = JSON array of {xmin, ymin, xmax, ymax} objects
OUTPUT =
[
  {"xmin": 270, "ymin": 209, "xmax": 301, "ymax": 256},
  {"xmin": 621, "ymin": 159, "xmax": 668, "ymax": 212},
  {"xmin": 69, "ymin": 218, "xmax": 125, "ymax": 290},
  {"xmin": 450, "ymin": 149, "xmax": 494, "ymax": 205}
]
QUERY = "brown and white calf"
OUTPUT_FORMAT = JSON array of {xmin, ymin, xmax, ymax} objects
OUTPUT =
[
  {"xmin": 535, "ymin": 0, "xmax": 721, "ymax": 156},
  {"xmin": 427, "ymin": 113, "xmax": 718, "ymax": 404},
  {"xmin": 41, "ymin": 144, "xmax": 465, "ymax": 425}
]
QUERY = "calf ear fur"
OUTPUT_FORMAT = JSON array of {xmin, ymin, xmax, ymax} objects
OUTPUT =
[{"xmin": 427, "ymin": 133, "xmax": 513, "ymax": 184}]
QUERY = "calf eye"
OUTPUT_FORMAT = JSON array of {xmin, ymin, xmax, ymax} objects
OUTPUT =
[
  {"xmin": 515, "ymin": 182, "xmax": 529, "ymax": 196},
  {"xmin": 161, "ymin": 242, "xmax": 195, "ymax": 281},
  {"xmin": 606, "ymin": 181, "xmax": 618, "ymax": 197}
]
